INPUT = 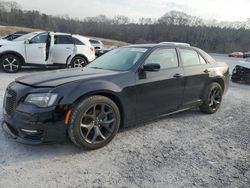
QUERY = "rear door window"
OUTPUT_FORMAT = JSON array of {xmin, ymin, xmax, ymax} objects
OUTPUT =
[
  {"xmin": 179, "ymin": 49, "xmax": 200, "ymax": 66},
  {"xmin": 54, "ymin": 35, "xmax": 73, "ymax": 45},
  {"xmin": 72, "ymin": 37, "xmax": 85, "ymax": 45},
  {"xmin": 144, "ymin": 48, "xmax": 179, "ymax": 69},
  {"xmin": 199, "ymin": 54, "xmax": 207, "ymax": 64}
]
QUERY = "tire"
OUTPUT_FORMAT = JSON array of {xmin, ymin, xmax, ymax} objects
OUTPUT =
[
  {"xmin": 200, "ymin": 82, "xmax": 223, "ymax": 114},
  {"xmin": 70, "ymin": 56, "xmax": 88, "ymax": 68},
  {"xmin": 68, "ymin": 95, "xmax": 120, "ymax": 149},
  {"xmin": 0, "ymin": 54, "xmax": 22, "ymax": 73}
]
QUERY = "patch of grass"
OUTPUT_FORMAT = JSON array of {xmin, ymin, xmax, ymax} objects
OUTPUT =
[
  {"xmin": 0, "ymin": 25, "xmax": 128, "ymax": 46},
  {"xmin": 0, "ymin": 25, "xmax": 39, "ymax": 36}
]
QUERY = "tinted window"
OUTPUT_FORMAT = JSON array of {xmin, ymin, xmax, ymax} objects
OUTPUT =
[
  {"xmin": 144, "ymin": 48, "xmax": 178, "ymax": 69},
  {"xmin": 196, "ymin": 48, "xmax": 215, "ymax": 63},
  {"xmin": 89, "ymin": 39, "xmax": 100, "ymax": 44},
  {"xmin": 73, "ymin": 37, "xmax": 85, "ymax": 45},
  {"xmin": 180, "ymin": 49, "xmax": 200, "ymax": 66},
  {"xmin": 54, "ymin": 35, "xmax": 73, "ymax": 44},
  {"xmin": 30, "ymin": 33, "xmax": 48, "ymax": 44},
  {"xmin": 88, "ymin": 47, "xmax": 147, "ymax": 71}
]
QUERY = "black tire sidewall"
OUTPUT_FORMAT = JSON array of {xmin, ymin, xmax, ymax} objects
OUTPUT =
[
  {"xmin": 200, "ymin": 82, "xmax": 223, "ymax": 114},
  {"xmin": 70, "ymin": 56, "xmax": 88, "ymax": 68},
  {"xmin": 68, "ymin": 96, "xmax": 120, "ymax": 149},
  {"xmin": 0, "ymin": 54, "xmax": 21, "ymax": 73}
]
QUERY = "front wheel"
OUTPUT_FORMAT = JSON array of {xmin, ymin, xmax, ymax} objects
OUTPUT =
[
  {"xmin": 200, "ymin": 82, "xmax": 223, "ymax": 114},
  {"xmin": 70, "ymin": 56, "xmax": 88, "ymax": 68},
  {"xmin": 0, "ymin": 54, "xmax": 22, "ymax": 73},
  {"xmin": 68, "ymin": 96, "xmax": 120, "ymax": 149}
]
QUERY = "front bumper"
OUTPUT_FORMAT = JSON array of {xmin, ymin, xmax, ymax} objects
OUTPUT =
[
  {"xmin": 2, "ymin": 82, "xmax": 69, "ymax": 145},
  {"xmin": 2, "ymin": 110, "xmax": 67, "ymax": 144}
]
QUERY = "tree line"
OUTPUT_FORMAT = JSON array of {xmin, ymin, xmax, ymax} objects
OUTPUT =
[{"xmin": 0, "ymin": 0, "xmax": 250, "ymax": 53}]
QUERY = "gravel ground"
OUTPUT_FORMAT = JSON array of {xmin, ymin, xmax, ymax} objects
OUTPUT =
[{"xmin": 0, "ymin": 56, "xmax": 249, "ymax": 188}]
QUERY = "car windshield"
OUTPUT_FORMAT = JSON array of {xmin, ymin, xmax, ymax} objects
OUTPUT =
[
  {"xmin": 13, "ymin": 32, "xmax": 40, "ymax": 41},
  {"xmin": 88, "ymin": 47, "xmax": 148, "ymax": 71}
]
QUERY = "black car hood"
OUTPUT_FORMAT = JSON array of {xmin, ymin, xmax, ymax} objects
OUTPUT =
[{"xmin": 16, "ymin": 68, "xmax": 122, "ymax": 87}]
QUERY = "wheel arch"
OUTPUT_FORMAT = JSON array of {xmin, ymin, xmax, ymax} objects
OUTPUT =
[
  {"xmin": 0, "ymin": 51, "xmax": 25, "ymax": 65},
  {"xmin": 211, "ymin": 77, "xmax": 225, "ymax": 92},
  {"xmin": 71, "ymin": 90, "xmax": 125, "ymax": 128},
  {"xmin": 68, "ymin": 54, "xmax": 89, "ymax": 66}
]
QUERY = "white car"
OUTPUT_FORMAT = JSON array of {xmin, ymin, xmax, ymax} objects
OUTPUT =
[{"xmin": 0, "ymin": 31, "xmax": 96, "ymax": 73}]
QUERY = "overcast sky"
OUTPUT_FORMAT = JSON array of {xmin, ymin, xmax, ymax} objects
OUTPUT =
[{"xmin": 12, "ymin": 0, "xmax": 250, "ymax": 21}]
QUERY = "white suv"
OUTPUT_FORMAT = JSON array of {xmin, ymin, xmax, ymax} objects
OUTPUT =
[{"xmin": 0, "ymin": 31, "xmax": 96, "ymax": 73}]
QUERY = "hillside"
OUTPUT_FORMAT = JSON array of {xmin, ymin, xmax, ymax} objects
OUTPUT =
[{"xmin": 0, "ymin": 25, "xmax": 128, "ymax": 47}]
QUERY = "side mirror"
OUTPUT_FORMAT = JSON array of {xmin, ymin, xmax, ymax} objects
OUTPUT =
[{"xmin": 143, "ymin": 63, "xmax": 160, "ymax": 72}]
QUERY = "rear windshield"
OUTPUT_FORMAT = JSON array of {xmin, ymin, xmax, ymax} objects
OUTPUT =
[
  {"xmin": 196, "ymin": 48, "xmax": 216, "ymax": 63},
  {"xmin": 90, "ymin": 40, "xmax": 100, "ymax": 44}
]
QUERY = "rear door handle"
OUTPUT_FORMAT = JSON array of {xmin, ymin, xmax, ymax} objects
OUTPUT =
[
  {"xmin": 173, "ymin": 73, "xmax": 183, "ymax": 78},
  {"xmin": 66, "ymin": 47, "xmax": 72, "ymax": 50},
  {"xmin": 38, "ymin": 46, "xmax": 45, "ymax": 49},
  {"xmin": 204, "ymin": 69, "xmax": 210, "ymax": 73}
]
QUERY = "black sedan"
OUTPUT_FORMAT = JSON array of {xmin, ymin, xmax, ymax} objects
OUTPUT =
[{"xmin": 2, "ymin": 43, "xmax": 229, "ymax": 149}]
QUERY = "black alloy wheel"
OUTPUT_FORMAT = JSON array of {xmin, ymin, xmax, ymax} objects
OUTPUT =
[
  {"xmin": 68, "ymin": 96, "xmax": 120, "ymax": 149},
  {"xmin": 200, "ymin": 82, "xmax": 223, "ymax": 114}
]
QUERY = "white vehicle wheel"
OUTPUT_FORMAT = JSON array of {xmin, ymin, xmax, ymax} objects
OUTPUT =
[
  {"xmin": 71, "ymin": 56, "xmax": 88, "ymax": 68},
  {"xmin": 0, "ymin": 54, "xmax": 22, "ymax": 73}
]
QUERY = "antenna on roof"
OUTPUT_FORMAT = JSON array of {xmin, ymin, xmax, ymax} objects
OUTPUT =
[{"xmin": 159, "ymin": 42, "xmax": 190, "ymax": 47}]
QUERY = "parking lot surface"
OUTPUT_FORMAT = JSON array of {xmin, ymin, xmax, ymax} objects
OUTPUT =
[{"xmin": 0, "ymin": 56, "xmax": 249, "ymax": 188}]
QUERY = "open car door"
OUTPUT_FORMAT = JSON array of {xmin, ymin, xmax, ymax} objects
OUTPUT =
[{"xmin": 25, "ymin": 32, "xmax": 49, "ymax": 64}]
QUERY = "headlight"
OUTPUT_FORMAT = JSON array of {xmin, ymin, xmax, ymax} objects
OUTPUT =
[{"xmin": 24, "ymin": 93, "xmax": 58, "ymax": 107}]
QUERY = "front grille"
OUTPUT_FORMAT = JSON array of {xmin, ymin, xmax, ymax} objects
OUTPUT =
[{"xmin": 5, "ymin": 89, "xmax": 17, "ymax": 115}]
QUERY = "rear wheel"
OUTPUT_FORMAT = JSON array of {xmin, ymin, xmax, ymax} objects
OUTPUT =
[
  {"xmin": 70, "ymin": 56, "xmax": 88, "ymax": 68},
  {"xmin": 200, "ymin": 82, "xmax": 223, "ymax": 114},
  {"xmin": 0, "ymin": 54, "xmax": 22, "ymax": 73},
  {"xmin": 68, "ymin": 96, "xmax": 120, "ymax": 149}
]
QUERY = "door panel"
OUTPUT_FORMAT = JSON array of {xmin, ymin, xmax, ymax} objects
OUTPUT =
[
  {"xmin": 178, "ymin": 48, "xmax": 212, "ymax": 106},
  {"xmin": 51, "ymin": 44, "xmax": 74, "ymax": 64},
  {"xmin": 25, "ymin": 43, "xmax": 46, "ymax": 64},
  {"xmin": 135, "ymin": 48, "xmax": 185, "ymax": 121},
  {"xmin": 51, "ymin": 35, "xmax": 74, "ymax": 64},
  {"xmin": 136, "ymin": 68, "xmax": 184, "ymax": 119},
  {"xmin": 25, "ymin": 33, "xmax": 48, "ymax": 64},
  {"xmin": 182, "ymin": 64, "xmax": 212, "ymax": 106}
]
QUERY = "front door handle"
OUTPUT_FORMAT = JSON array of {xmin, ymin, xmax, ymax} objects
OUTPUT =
[
  {"xmin": 173, "ymin": 73, "xmax": 183, "ymax": 78},
  {"xmin": 38, "ymin": 46, "xmax": 45, "ymax": 49}
]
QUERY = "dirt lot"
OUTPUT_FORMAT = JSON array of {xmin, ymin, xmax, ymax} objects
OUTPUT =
[{"xmin": 0, "ymin": 56, "xmax": 249, "ymax": 188}]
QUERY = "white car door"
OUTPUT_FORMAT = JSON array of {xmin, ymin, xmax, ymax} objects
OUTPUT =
[
  {"xmin": 51, "ymin": 35, "xmax": 74, "ymax": 64},
  {"xmin": 25, "ymin": 33, "xmax": 49, "ymax": 64}
]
